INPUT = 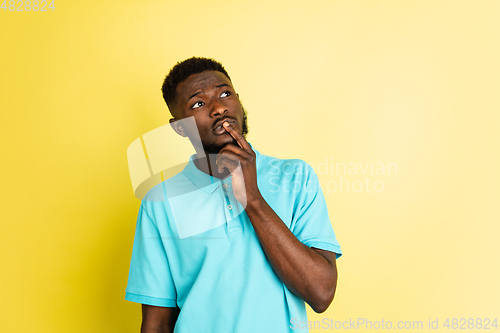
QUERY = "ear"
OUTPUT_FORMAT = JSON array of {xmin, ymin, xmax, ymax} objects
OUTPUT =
[{"xmin": 169, "ymin": 118, "xmax": 187, "ymax": 137}]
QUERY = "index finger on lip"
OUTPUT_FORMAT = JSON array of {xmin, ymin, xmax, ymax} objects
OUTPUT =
[{"xmin": 223, "ymin": 121, "xmax": 250, "ymax": 150}]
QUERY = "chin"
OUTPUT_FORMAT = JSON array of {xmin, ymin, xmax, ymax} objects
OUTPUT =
[{"xmin": 203, "ymin": 136, "xmax": 238, "ymax": 155}]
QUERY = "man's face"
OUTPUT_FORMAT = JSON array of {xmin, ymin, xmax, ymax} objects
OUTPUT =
[{"xmin": 170, "ymin": 70, "xmax": 247, "ymax": 154}]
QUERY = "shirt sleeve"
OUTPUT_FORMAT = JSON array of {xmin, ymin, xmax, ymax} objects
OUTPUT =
[
  {"xmin": 125, "ymin": 204, "xmax": 177, "ymax": 307},
  {"xmin": 290, "ymin": 164, "xmax": 342, "ymax": 259}
]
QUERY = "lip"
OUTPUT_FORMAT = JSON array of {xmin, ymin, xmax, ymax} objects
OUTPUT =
[{"xmin": 213, "ymin": 118, "xmax": 235, "ymax": 135}]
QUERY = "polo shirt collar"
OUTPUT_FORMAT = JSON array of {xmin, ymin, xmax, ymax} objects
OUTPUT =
[{"xmin": 182, "ymin": 143, "xmax": 262, "ymax": 194}]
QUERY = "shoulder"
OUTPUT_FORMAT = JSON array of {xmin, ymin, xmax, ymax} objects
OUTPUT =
[{"xmin": 141, "ymin": 171, "xmax": 191, "ymax": 206}]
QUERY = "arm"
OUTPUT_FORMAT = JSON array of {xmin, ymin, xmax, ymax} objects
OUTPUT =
[
  {"xmin": 141, "ymin": 305, "xmax": 179, "ymax": 333},
  {"xmin": 217, "ymin": 122, "xmax": 338, "ymax": 313},
  {"xmin": 244, "ymin": 194, "xmax": 338, "ymax": 313}
]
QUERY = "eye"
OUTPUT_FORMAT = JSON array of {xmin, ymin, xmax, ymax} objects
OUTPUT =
[
  {"xmin": 220, "ymin": 91, "xmax": 231, "ymax": 98},
  {"xmin": 191, "ymin": 101, "xmax": 204, "ymax": 109}
]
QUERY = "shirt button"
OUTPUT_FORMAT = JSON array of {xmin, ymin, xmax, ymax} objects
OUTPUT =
[
  {"xmin": 228, "ymin": 205, "xmax": 232, "ymax": 210},
  {"xmin": 223, "ymin": 184, "xmax": 228, "ymax": 189}
]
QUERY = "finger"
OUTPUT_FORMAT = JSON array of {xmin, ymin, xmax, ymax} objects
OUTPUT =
[
  {"xmin": 218, "ymin": 143, "xmax": 252, "ymax": 160},
  {"xmin": 217, "ymin": 153, "xmax": 240, "ymax": 173},
  {"xmin": 216, "ymin": 145, "xmax": 252, "ymax": 172},
  {"xmin": 216, "ymin": 149, "xmax": 240, "ymax": 167},
  {"xmin": 223, "ymin": 122, "xmax": 251, "ymax": 151},
  {"xmin": 216, "ymin": 144, "xmax": 250, "ymax": 164}
]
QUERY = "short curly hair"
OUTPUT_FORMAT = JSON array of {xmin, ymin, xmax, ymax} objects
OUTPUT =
[{"xmin": 161, "ymin": 57, "xmax": 231, "ymax": 115}]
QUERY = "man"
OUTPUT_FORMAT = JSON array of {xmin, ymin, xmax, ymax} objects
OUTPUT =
[{"xmin": 125, "ymin": 57, "xmax": 342, "ymax": 333}]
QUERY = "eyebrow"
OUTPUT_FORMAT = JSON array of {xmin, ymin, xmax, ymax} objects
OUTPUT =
[
  {"xmin": 188, "ymin": 91, "xmax": 202, "ymax": 101},
  {"xmin": 187, "ymin": 83, "xmax": 231, "ymax": 101}
]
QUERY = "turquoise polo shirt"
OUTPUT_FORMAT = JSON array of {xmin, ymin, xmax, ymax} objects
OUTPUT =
[{"xmin": 125, "ymin": 146, "xmax": 342, "ymax": 333}]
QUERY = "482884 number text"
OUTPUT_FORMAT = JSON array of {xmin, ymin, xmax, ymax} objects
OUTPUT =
[{"xmin": 1, "ymin": 0, "xmax": 55, "ymax": 11}]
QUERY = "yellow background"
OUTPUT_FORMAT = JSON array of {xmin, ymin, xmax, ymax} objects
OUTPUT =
[{"xmin": 1, "ymin": 1, "xmax": 499, "ymax": 332}]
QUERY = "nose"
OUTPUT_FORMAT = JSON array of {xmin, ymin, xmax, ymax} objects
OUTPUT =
[{"xmin": 209, "ymin": 98, "xmax": 227, "ymax": 117}]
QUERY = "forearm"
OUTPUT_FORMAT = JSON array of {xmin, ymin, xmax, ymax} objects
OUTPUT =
[{"xmin": 244, "ymin": 195, "xmax": 338, "ymax": 313}]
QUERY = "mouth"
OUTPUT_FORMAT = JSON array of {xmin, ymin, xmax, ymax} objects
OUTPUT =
[{"xmin": 213, "ymin": 118, "xmax": 236, "ymax": 135}]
